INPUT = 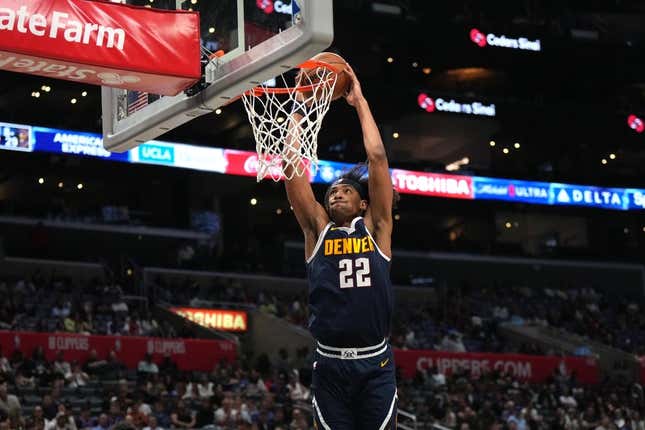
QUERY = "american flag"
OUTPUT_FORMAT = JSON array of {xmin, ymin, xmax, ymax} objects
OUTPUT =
[{"xmin": 127, "ymin": 90, "xmax": 148, "ymax": 115}]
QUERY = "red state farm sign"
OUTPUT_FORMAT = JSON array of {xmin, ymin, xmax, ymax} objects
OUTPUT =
[
  {"xmin": 171, "ymin": 307, "xmax": 248, "ymax": 332},
  {"xmin": 0, "ymin": 0, "xmax": 200, "ymax": 96}
]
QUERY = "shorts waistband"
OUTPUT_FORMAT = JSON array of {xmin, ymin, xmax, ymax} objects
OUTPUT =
[{"xmin": 316, "ymin": 338, "xmax": 388, "ymax": 360}]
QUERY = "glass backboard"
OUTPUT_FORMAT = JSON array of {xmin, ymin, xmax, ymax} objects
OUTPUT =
[{"xmin": 101, "ymin": 0, "xmax": 333, "ymax": 152}]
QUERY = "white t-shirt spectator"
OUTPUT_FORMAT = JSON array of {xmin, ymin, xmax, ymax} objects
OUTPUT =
[
  {"xmin": 432, "ymin": 372, "xmax": 446, "ymax": 387},
  {"xmin": 559, "ymin": 395, "xmax": 577, "ymax": 408},
  {"xmin": 138, "ymin": 359, "xmax": 159, "ymax": 374},
  {"xmin": 52, "ymin": 304, "xmax": 71, "ymax": 318},
  {"xmin": 440, "ymin": 335, "xmax": 466, "ymax": 352},
  {"xmin": 54, "ymin": 360, "xmax": 72, "ymax": 380}
]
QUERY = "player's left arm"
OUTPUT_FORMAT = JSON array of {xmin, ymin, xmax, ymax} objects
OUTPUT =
[{"xmin": 344, "ymin": 65, "xmax": 393, "ymax": 257}]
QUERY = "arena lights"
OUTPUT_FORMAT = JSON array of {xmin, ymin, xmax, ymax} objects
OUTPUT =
[
  {"xmin": 417, "ymin": 93, "xmax": 496, "ymax": 117},
  {"xmin": 489, "ymin": 140, "xmax": 496, "ymax": 147},
  {"xmin": 470, "ymin": 28, "xmax": 541, "ymax": 52},
  {"xmin": 627, "ymin": 114, "xmax": 644, "ymax": 133},
  {"xmin": 610, "ymin": 153, "xmax": 616, "ymax": 160},
  {"xmin": 38, "ymin": 177, "xmax": 44, "ymax": 184}
]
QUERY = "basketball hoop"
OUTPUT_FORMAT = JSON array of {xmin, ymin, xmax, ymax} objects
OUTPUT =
[{"xmin": 242, "ymin": 60, "xmax": 339, "ymax": 182}]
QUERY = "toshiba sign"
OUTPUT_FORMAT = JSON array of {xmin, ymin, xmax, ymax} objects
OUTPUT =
[
  {"xmin": 0, "ymin": 0, "xmax": 200, "ymax": 96},
  {"xmin": 391, "ymin": 170, "xmax": 474, "ymax": 199},
  {"xmin": 171, "ymin": 308, "xmax": 248, "ymax": 332}
]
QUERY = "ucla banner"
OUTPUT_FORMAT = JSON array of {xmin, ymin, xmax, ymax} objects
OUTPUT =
[{"xmin": 1, "ymin": 121, "xmax": 645, "ymax": 211}]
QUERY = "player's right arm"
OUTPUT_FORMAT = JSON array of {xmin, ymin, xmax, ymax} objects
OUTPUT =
[{"xmin": 284, "ymin": 111, "xmax": 330, "ymax": 259}]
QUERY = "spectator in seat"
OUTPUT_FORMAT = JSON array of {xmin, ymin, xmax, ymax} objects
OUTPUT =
[
  {"xmin": 196, "ymin": 373, "xmax": 214, "ymax": 399},
  {"xmin": 151, "ymin": 400, "xmax": 170, "ymax": 429},
  {"xmin": 91, "ymin": 414, "xmax": 110, "ymax": 430},
  {"xmin": 158, "ymin": 355, "xmax": 178, "ymax": 381},
  {"xmin": 137, "ymin": 353, "xmax": 158, "ymax": 376},
  {"xmin": 32, "ymin": 346, "xmax": 51, "ymax": 383},
  {"xmin": 123, "ymin": 316, "xmax": 140, "ymax": 337},
  {"xmin": 194, "ymin": 397, "xmax": 215, "ymax": 429},
  {"xmin": 53, "ymin": 352, "xmax": 72, "ymax": 382},
  {"xmin": 15, "ymin": 369, "xmax": 35, "ymax": 389},
  {"xmin": 46, "ymin": 405, "xmax": 77, "ymax": 430},
  {"xmin": 286, "ymin": 370, "xmax": 309, "ymax": 402},
  {"xmin": 108, "ymin": 397, "xmax": 125, "ymax": 426},
  {"xmin": 83, "ymin": 349, "xmax": 106, "ymax": 377},
  {"xmin": 104, "ymin": 350, "xmax": 125, "ymax": 380},
  {"xmin": 288, "ymin": 407, "xmax": 308, "ymax": 430},
  {"xmin": 126, "ymin": 396, "xmax": 149, "ymax": 429},
  {"xmin": 75, "ymin": 403, "xmax": 95, "ymax": 430},
  {"xmin": 68, "ymin": 362, "xmax": 89, "ymax": 388},
  {"xmin": 27, "ymin": 405, "xmax": 46, "ymax": 430},
  {"xmin": 441, "ymin": 331, "xmax": 467, "ymax": 352},
  {"xmin": 0, "ymin": 347, "xmax": 11, "ymax": 377},
  {"xmin": 0, "ymin": 379, "xmax": 21, "ymax": 421},
  {"xmin": 170, "ymin": 399, "xmax": 195, "ymax": 429},
  {"xmin": 142, "ymin": 415, "xmax": 163, "ymax": 430},
  {"xmin": 51, "ymin": 298, "xmax": 71, "ymax": 319},
  {"xmin": 41, "ymin": 394, "xmax": 59, "ymax": 422}
]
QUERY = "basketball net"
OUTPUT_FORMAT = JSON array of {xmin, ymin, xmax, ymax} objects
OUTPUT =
[{"xmin": 242, "ymin": 61, "xmax": 337, "ymax": 182}]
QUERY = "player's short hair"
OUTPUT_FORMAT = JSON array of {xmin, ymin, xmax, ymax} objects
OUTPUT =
[{"xmin": 324, "ymin": 163, "xmax": 399, "ymax": 213}]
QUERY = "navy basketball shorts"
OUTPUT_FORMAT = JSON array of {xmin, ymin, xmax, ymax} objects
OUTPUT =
[{"xmin": 311, "ymin": 339, "xmax": 397, "ymax": 430}]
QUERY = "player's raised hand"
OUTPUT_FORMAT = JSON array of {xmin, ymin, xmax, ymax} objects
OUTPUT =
[{"xmin": 343, "ymin": 64, "xmax": 365, "ymax": 108}]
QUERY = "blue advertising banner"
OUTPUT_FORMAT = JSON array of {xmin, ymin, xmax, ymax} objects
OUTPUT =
[
  {"xmin": 1, "ymin": 120, "xmax": 645, "ymax": 211},
  {"xmin": 473, "ymin": 177, "xmax": 550, "ymax": 205},
  {"xmin": 32, "ymin": 126, "xmax": 129, "ymax": 162}
]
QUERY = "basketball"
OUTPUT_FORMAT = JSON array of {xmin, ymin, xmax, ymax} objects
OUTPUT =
[{"xmin": 299, "ymin": 52, "xmax": 351, "ymax": 101}]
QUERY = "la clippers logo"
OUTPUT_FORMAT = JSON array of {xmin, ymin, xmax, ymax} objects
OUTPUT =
[
  {"xmin": 257, "ymin": 0, "xmax": 274, "ymax": 14},
  {"xmin": 627, "ymin": 115, "xmax": 644, "ymax": 133},
  {"xmin": 417, "ymin": 93, "xmax": 435, "ymax": 112},
  {"xmin": 470, "ymin": 28, "xmax": 487, "ymax": 47}
]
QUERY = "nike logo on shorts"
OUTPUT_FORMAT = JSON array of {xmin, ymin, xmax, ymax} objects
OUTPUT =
[{"xmin": 380, "ymin": 358, "xmax": 389, "ymax": 368}]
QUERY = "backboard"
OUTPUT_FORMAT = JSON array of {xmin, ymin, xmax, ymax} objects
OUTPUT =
[{"xmin": 101, "ymin": 0, "xmax": 333, "ymax": 153}]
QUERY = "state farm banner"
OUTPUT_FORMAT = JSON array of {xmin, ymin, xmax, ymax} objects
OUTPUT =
[
  {"xmin": 170, "ymin": 307, "xmax": 248, "ymax": 332},
  {"xmin": 0, "ymin": 0, "xmax": 200, "ymax": 95},
  {"xmin": 395, "ymin": 349, "xmax": 599, "ymax": 384},
  {"xmin": 0, "ymin": 331, "xmax": 236, "ymax": 371}
]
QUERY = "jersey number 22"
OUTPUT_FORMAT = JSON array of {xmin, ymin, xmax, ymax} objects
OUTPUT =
[{"xmin": 339, "ymin": 258, "xmax": 372, "ymax": 288}]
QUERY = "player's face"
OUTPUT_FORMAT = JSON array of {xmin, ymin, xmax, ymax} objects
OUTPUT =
[{"xmin": 328, "ymin": 184, "xmax": 366, "ymax": 220}]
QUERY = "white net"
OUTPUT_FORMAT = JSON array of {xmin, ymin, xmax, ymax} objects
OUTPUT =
[{"xmin": 242, "ymin": 64, "xmax": 337, "ymax": 181}]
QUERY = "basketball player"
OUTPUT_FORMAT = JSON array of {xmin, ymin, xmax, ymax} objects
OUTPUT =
[{"xmin": 285, "ymin": 64, "xmax": 398, "ymax": 430}]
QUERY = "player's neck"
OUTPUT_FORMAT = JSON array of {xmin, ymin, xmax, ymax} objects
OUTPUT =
[{"xmin": 333, "ymin": 214, "xmax": 359, "ymax": 228}]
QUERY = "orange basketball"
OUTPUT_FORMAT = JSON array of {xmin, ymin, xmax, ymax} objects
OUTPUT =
[{"xmin": 299, "ymin": 52, "xmax": 351, "ymax": 101}]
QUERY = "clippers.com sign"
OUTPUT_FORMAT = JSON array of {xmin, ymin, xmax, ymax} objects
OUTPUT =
[
  {"xmin": 418, "ymin": 93, "xmax": 496, "ymax": 117},
  {"xmin": 470, "ymin": 28, "xmax": 541, "ymax": 52},
  {"xmin": 171, "ymin": 307, "xmax": 248, "ymax": 332},
  {"xmin": 0, "ymin": 0, "xmax": 201, "ymax": 95}
]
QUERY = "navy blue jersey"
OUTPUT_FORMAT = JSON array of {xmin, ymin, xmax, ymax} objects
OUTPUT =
[{"xmin": 306, "ymin": 216, "xmax": 393, "ymax": 347}]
